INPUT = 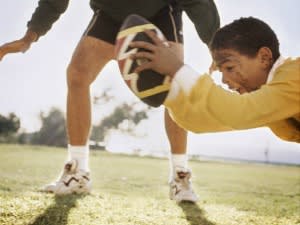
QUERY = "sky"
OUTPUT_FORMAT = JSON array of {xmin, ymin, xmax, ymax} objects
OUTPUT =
[{"xmin": 0, "ymin": 1, "xmax": 299, "ymax": 164}]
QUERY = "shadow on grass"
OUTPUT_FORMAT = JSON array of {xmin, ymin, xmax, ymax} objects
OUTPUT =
[
  {"xmin": 29, "ymin": 194, "xmax": 85, "ymax": 225},
  {"xmin": 178, "ymin": 202, "xmax": 215, "ymax": 225}
]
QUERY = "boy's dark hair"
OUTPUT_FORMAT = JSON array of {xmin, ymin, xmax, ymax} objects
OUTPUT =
[{"xmin": 209, "ymin": 17, "xmax": 280, "ymax": 60}]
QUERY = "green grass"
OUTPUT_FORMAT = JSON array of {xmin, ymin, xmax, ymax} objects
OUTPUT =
[{"xmin": 0, "ymin": 144, "xmax": 299, "ymax": 225}]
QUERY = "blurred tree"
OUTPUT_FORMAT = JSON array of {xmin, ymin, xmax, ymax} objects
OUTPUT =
[
  {"xmin": 91, "ymin": 103, "xmax": 148, "ymax": 143},
  {"xmin": 0, "ymin": 113, "xmax": 20, "ymax": 142},
  {"xmin": 31, "ymin": 108, "xmax": 67, "ymax": 147},
  {"xmin": 16, "ymin": 90, "xmax": 149, "ymax": 147}
]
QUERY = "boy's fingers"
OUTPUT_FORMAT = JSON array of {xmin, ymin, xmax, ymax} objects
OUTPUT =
[
  {"xmin": 130, "ymin": 41, "xmax": 156, "ymax": 52},
  {"xmin": 168, "ymin": 41, "xmax": 177, "ymax": 47},
  {"xmin": 144, "ymin": 30, "xmax": 165, "ymax": 47},
  {"xmin": 134, "ymin": 62, "xmax": 153, "ymax": 73},
  {"xmin": 131, "ymin": 52, "xmax": 154, "ymax": 61}
]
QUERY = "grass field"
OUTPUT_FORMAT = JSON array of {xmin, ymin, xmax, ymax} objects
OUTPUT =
[{"xmin": 0, "ymin": 144, "xmax": 299, "ymax": 225}]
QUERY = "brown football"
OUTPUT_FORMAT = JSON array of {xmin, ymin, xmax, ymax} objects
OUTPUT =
[{"xmin": 115, "ymin": 14, "xmax": 171, "ymax": 107}]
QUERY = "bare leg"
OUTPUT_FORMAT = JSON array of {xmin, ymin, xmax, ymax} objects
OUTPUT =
[
  {"xmin": 66, "ymin": 36, "xmax": 114, "ymax": 145},
  {"xmin": 164, "ymin": 109, "xmax": 187, "ymax": 154},
  {"xmin": 43, "ymin": 36, "xmax": 114, "ymax": 194},
  {"xmin": 166, "ymin": 109, "xmax": 198, "ymax": 202}
]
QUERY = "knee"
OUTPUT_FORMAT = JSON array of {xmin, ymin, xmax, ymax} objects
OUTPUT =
[{"xmin": 66, "ymin": 64, "xmax": 91, "ymax": 89}]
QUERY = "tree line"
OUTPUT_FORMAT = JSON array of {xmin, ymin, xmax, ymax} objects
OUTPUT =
[{"xmin": 0, "ymin": 93, "xmax": 150, "ymax": 148}]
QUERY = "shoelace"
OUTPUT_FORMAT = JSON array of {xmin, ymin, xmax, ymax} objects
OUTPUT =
[{"xmin": 174, "ymin": 172, "xmax": 191, "ymax": 189}]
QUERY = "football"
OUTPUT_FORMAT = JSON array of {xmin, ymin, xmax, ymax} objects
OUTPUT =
[{"xmin": 115, "ymin": 14, "xmax": 171, "ymax": 107}]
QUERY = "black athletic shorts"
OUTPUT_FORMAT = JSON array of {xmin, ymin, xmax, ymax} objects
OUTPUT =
[{"xmin": 83, "ymin": 4, "xmax": 183, "ymax": 44}]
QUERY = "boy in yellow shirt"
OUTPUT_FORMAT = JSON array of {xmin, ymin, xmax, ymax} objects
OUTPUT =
[{"xmin": 130, "ymin": 17, "xmax": 300, "ymax": 143}]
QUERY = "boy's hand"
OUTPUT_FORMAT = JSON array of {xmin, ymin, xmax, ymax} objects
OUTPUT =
[
  {"xmin": 0, "ymin": 29, "xmax": 38, "ymax": 61},
  {"xmin": 130, "ymin": 30, "xmax": 184, "ymax": 78}
]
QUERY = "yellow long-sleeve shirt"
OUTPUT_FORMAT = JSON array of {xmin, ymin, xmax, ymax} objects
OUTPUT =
[{"xmin": 164, "ymin": 57, "xmax": 300, "ymax": 143}]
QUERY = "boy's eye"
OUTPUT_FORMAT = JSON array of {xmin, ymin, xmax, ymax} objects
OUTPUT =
[{"xmin": 226, "ymin": 66, "xmax": 234, "ymax": 72}]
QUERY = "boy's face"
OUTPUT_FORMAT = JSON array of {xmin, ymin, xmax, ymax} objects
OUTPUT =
[{"xmin": 212, "ymin": 48, "xmax": 271, "ymax": 94}]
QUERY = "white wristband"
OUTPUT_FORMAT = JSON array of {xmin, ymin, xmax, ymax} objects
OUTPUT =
[{"xmin": 166, "ymin": 65, "xmax": 202, "ymax": 101}]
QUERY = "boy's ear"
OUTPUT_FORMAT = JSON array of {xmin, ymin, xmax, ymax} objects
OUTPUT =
[{"xmin": 258, "ymin": 47, "xmax": 273, "ymax": 68}]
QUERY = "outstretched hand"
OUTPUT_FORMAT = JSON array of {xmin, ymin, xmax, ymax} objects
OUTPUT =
[
  {"xmin": 0, "ymin": 40, "xmax": 31, "ymax": 61},
  {"xmin": 0, "ymin": 30, "xmax": 37, "ymax": 61},
  {"xmin": 130, "ymin": 30, "xmax": 184, "ymax": 77}
]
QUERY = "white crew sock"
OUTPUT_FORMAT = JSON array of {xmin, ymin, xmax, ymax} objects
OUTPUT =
[
  {"xmin": 169, "ymin": 153, "xmax": 188, "ymax": 180},
  {"xmin": 68, "ymin": 145, "xmax": 89, "ymax": 172}
]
